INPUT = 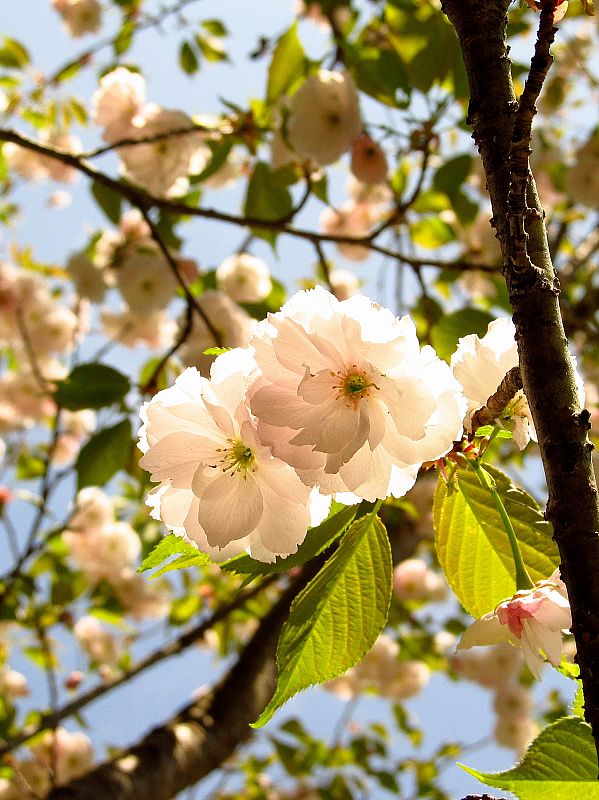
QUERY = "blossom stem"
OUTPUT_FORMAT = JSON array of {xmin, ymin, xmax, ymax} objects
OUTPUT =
[{"xmin": 470, "ymin": 459, "xmax": 535, "ymax": 590}]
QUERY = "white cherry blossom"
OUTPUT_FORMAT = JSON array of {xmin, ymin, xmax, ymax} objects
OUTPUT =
[
  {"xmin": 451, "ymin": 317, "xmax": 536, "ymax": 449},
  {"xmin": 118, "ymin": 105, "xmax": 209, "ymax": 196},
  {"xmin": 92, "ymin": 67, "xmax": 146, "ymax": 142},
  {"xmin": 139, "ymin": 349, "xmax": 322, "ymax": 562},
  {"xmin": 287, "ymin": 70, "xmax": 362, "ymax": 166},
  {"xmin": 216, "ymin": 253, "xmax": 272, "ymax": 303},
  {"xmin": 52, "ymin": 0, "xmax": 101, "ymax": 37},
  {"xmin": 250, "ymin": 288, "xmax": 466, "ymax": 500}
]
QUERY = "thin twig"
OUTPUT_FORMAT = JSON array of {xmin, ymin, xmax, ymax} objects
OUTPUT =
[{"xmin": 0, "ymin": 129, "xmax": 499, "ymax": 274}]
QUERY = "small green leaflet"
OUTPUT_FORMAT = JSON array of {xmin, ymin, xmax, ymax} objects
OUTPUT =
[
  {"xmin": 462, "ymin": 716, "xmax": 599, "ymax": 800},
  {"xmin": 221, "ymin": 503, "xmax": 358, "ymax": 577},
  {"xmin": 266, "ymin": 23, "xmax": 305, "ymax": 103},
  {"xmin": 138, "ymin": 534, "xmax": 210, "ymax": 578},
  {"xmin": 434, "ymin": 464, "xmax": 559, "ymax": 617},
  {"xmin": 75, "ymin": 419, "xmax": 132, "ymax": 491},
  {"xmin": 253, "ymin": 512, "xmax": 392, "ymax": 727},
  {"xmin": 54, "ymin": 363, "xmax": 130, "ymax": 411}
]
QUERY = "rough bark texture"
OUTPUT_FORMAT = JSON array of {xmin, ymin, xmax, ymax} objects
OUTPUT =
[
  {"xmin": 442, "ymin": 0, "xmax": 599, "ymax": 761},
  {"xmin": 46, "ymin": 568, "xmax": 316, "ymax": 800}
]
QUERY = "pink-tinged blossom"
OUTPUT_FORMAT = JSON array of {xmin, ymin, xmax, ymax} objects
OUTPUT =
[
  {"xmin": 326, "ymin": 633, "xmax": 430, "ymax": 701},
  {"xmin": 524, "ymin": 0, "xmax": 568, "ymax": 23},
  {"xmin": 139, "ymin": 349, "xmax": 324, "ymax": 562},
  {"xmin": 0, "ymin": 668, "xmax": 29, "ymax": 699},
  {"xmin": 249, "ymin": 288, "xmax": 466, "ymax": 501},
  {"xmin": 52, "ymin": 0, "xmax": 102, "ymax": 37},
  {"xmin": 287, "ymin": 70, "xmax": 362, "ymax": 166},
  {"xmin": 101, "ymin": 307, "xmax": 177, "ymax": 350},
  {"xmin": 117, "ymin": 105, "xmax": 209, "ymax": 197},
  {"xmin": 216, "ymin": 253, "xmax": 272, "ymax": 304},
  {"xmin": 457, "ymin": 570, "xmax": 571, "ymax": 679},
  {"xmin": 451, "ymin": 318, "xmax": 536, "ymax": 449},
  {"xmin": 351, "ymin": 133, "xmax": 388, "ymax": 184},
  {"xmin": 178, "ymin": 291, "xmax": 257, "ymax": 376},
  {"xmin": 92, "ymin": 68, "xmax": 146, "ymax": 142},
  {"xmin": 320, "ymin": 203, "xmax": 377, "ymax": 262}
]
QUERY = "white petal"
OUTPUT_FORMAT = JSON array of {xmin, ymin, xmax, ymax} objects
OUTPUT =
[{"xmin": 198, "ymin": 472, "xmax": 264, "ymax": 547}]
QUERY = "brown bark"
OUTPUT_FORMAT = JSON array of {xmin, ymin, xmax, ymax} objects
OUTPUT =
[
  {"xmin": 442, "ymin": 0, "xmax": 599, "ymax": 762},
  {"xmin": 46, "ymin": 567, "xmax": 316, "ymax": 800}
]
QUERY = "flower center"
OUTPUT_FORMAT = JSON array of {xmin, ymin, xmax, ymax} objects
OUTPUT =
[
  {"xmin": 332, "ymin": 366, "xmax": 380, "ymax": 407},
  {"xmin": 218, "ymin": 438, "xmax": 256, "ymax": 478}
]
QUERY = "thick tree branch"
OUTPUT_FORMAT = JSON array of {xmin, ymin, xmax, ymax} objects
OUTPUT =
[
  {"xmin": 0, "ymin": 578, "xmax": 274, "ymax": 758},
  {"xmin": 45, "ymin": 565, "xmax": 319, "ymax": 800},
  {"xmin": 443, "ymin": 0, "xmax": 599, "ymax": 763}
]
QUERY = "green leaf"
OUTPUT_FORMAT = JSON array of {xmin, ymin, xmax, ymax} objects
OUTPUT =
[
  {"xmin": 410, "ymin": 217, "xmax": 455, "ymax": 249},
  {"xmin": 462, "ymin": 716, "xmax": 599, "ymax": 800},
  {"xmin": 243, "ymin": 161, "xmax": 293, "ymax": 245},
  {"xmin": 343, "ymin": 42, "xmax": 410, "ymax": 107},
  {"xmin": 75, "ymin": 419, "xmax": 132, "ymax": 491},
  {"xmin": 0, "ymin": 37, "xmax": 30, "ymax": 69},
  {"xmin": 91, "ymin": 181, "xmax": 122, "ymax": 224},
  {"xmin": 433, "ymin": 154, "xmax": 472, "ymax": 198},
  {"xmin": 54, "ymin": 363, "xmax": 130, "ymax": 411},
  {"xmin": 253, "ymin": 513, "xmax": 392, "ymax": 727},
  {"xmin": 138, "ymin": 534, "xmax": 210, "ymax": 576},
  {"xmin": 114, "ymin": 20, "xmax": 135, "ymax": 56},
  {"xmin": 221, "ymin": 503, "xmax": 358, "ymax": 577},
  {"xmin": 430, "ymin": 308, "xmax": 494, "ymax": 362},
  {"xmin": 267, "ymin": 23, "xmax": 305, "ymax": 103},
  {"xmin": 434, "ymin": 465, "xmax": 559, "ymax": 617},
  {"xmin": 179, "ymin": 41, "xmax": 199, "ymax": 74}
]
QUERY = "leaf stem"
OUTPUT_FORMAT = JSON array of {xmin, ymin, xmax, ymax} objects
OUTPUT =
[{"xmin": 470, "ymin": 459, "xmax": 534, "ymax": 590}]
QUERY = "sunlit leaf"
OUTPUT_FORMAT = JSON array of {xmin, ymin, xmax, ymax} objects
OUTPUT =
[
  {"xmin": 253, "ymin": 512, "xmax": 392, "ymax": 727},
  {"xmin": 434, "ymin": 465, "xmax": 559, "ymax": 616},
  {"xmin": 462, "ymin": 716, "xmax": 599, "ymax": 800}
]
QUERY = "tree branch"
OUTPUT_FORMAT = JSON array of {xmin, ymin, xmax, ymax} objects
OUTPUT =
[
  {"xmin": 46, "ymin": 565, "xmax": 319, "ymax": 800},
  {"xmin": 443, "ymin": 0, "xmax": 599, "ymax": 763},
  {"xmin": 0, "ymin": 578, "xmax": 275, "ymax": 758},
  {"xmin": 0, "ymin": 128, "xmax": 498, "ymax": 274}
]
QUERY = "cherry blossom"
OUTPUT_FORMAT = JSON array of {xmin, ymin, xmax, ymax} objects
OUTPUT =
[
  {"xmin": 457, "ymin": 569, "xmax": 572, "ymax": 679},
  {"xmin": 524, "ymin": 0, "xmax": 569, "ymax": 23},
  {"xmin": 319, "ymin": 203, "xmax": 376, "ymax": 262},
  {"xmin": 178, "ymin": 291, "xmax": 257, "ymax": 375},
  {"xmin": 350, "ymin": 133, "xmax": 388, "ymax": 184},
  {"xmin": 52, "ymin": 0, "xmax": 102, "ymax": 36},
  {"xmin": 216, "ymin": 252, "xmax": 272, "ymax": 303},
  {"xmin": 101, "ymin": 307, "xmax": 177, "ymax": 350},
  {"xmin": 67, "ymin": 253, "xmax": 109, "ymax": 303},
  {"xmin": 326, "ymin": 633, "xmax": 430, "ymax": 701},
  {"xmin": 115, "ymin": 245, "xmax": 178, "ymax": 314},
  {"xmin": 118, "ymin": 105, "xmax": 209, "ymax": 197},
  {"xmin": 139, "ymin": 349, "xmax": 323, "ymax": 562},
  {"xmin": 287, "ymin": 71, "xmax": 362, "ymax": 166},
  {"xmin": 250, "ymin": 287, "xmax": 466, "ymax": 500},
  {"xmin": 451, "ymin": 317, "xmax": 536, "ymax": 449},
  {"xmin": 92, "ymin": 67, "xmax": 146, "ymax": 143}
]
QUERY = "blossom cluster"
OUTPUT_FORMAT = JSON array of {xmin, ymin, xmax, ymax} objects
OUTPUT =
[
  {"xmin": 326, "ymin": 633, "xmax": 430, "ymax": 702},
  {"xmin": 63, "ymin": 487, "xmax": 169, "ymax": 621},
  {"xmin": 0, "ymin": 727, "xmax": 94, "ymax": 800},
  {"xmin": 139, "ymin": 287, "xmax": 480, "ymax": 562},
  {"xmin": 450, "ymin": 640, "xmax": 537, "ymax": 754}
]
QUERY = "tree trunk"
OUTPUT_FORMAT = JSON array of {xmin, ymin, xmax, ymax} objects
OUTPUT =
[{"xmin": 442, "ymin": 0, "xmax": 599, "ymax": 763}]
